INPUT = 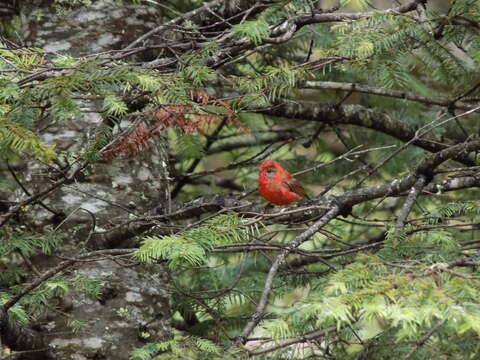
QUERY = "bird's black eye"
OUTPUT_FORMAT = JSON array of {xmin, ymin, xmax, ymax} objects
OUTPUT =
[{"xmin": 266, "ymin": 168, "xmax": 276, "ymax": 177}]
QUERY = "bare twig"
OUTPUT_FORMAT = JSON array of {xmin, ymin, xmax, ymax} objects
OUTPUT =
[
  {"xmin": 403, "ymin": 319, "xmax": 446, "ymax": 359},
  {"xmin": 2, "ymin": 249, "xmax": 134, "ymax": 310},
  {"xmin": 248, "ymin": 326, "xmax": 337, "ymax": 356},
  {"xmin": 0, "ymin": 162, "xmax": 86, "ymax": 228},
  {"xmin": 393, "ymin": 176, "xmax": 426, "ymax": 245},
  {"xmin": 236, "ymin": 205, "xmax": 341, "ymax": 344},
  {"xmin": 6, "ymin": 161, "xmax": 62, "ymax": 217}
]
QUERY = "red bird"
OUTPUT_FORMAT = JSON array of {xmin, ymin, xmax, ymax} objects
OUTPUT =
[{"xmin": 258, "ymin": 160, "xmax": 306, "ymax": 206}]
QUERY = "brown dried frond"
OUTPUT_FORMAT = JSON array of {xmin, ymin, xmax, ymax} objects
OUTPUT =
[
  {"xmin": 101, "ymin": 120, "xmax": 157, "ymax": 160},
  {"xmin": 150, "ymin": 105, "xmax": 201, "ymax": 133},
  {"xmin": 100, "ymin": 93, "xmax": 237, "ymax": 160}
]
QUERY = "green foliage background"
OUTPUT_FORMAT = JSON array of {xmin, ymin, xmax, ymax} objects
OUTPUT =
[{"xmin": 1, "ymin": 0, "xmax": 480, "ymax": 359}]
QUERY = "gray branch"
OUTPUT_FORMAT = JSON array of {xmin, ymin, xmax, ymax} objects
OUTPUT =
[
  {"xmin": 302, "ymin": 80, "xmax": 476, "ymax": 111},
  {"xmin": 403, "ymin": 319, "xmax": 446, "ymax": 359},
  {"xmin": 236, "ymin": 205, "xmax": 340, "ymax": 343},
  {"xmin": 393, "ymin": 175, "xmax": 427, "ymax": 244},
  {"xmin": 259, "ymin": 100, "xmax": 477, "ymax": 166}
]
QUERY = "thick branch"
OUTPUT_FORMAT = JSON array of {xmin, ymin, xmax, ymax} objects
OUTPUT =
[
  {"xmin": 145, "ymin": 0, "xmax": 426, "ymax": 68},
  {"xmin": 299, "ymin": 0, "xmax": 425, "ymax": 25},
  {"xmin": 302, "ymin": 80, "xmax": 476, "ymax": 111},
  {"xmin": 339, "ymin": 144, "xmax": 477, "ymax": 207},
  {"xmin": 259, "ymin": 100, "xmax": 477, "ymax": 166},
  {"xmin": 235, "ymin": 138, "xmax": 479, "ymax": 346},
  {"xmin": 88, "ymin": 168, "xmax": 480, "ymax": 251},
  {"xmin": 424, "ymin": 173, "xmax": 480, "ymax": 193},
  {"xmin": 87, "ymin": 195, "xmax": 252, "ymax": 249},
  {"xmin": 13, "ymin": 1, "xmax": 428, "ymax": 82}
]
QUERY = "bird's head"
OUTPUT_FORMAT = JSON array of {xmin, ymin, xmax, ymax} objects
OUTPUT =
[{"xmin": 259, "ymin": 160, "xmax": 281, "ymax": 178}]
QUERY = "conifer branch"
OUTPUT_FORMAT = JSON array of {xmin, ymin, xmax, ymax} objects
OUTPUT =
[
  {"xmin": 403, "ymin": 319, "xmax": 446, "ymax": 359},
  {"xmin": 139, "ymin": 0, "xmax": 428, "ymax": 68},
  {"xmin": 4, "ymin": 0, "xmax": 480, "ymax": 358},
  {"xmin": 236, "ymin": 139, "xmax": 479, "ymax": 343}
]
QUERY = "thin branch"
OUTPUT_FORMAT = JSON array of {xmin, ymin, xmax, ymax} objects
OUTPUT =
[
  {"xmin": 180, "ymin": 140, "xmax": 293, "ymax": 180},
  {"xmin": 248, "ymin": 326, "xmax": 337, "ymax": 356},
  {"xmin": 403, "ymin": 319, "xmax": 446, "ymax": 359},
  {"xmin": 2, "ymin": 249, "xmax": 134, "ymax": 310},
  {"xmin": 207, "ymin": 131, "xmax": 296, "ymax": 155},
  {"xmin": 393, "ymin": 175, "xmax": 426, "ymax": 245},
  {"xmin": 236, "ymin": 205, "xmax": 341, "ymax": 344},
  {"xmin": 123, "ymin": 0, "xmax": 227, "ymax": 50},
  {"xmin": 6, "ymin": 161, "xmax": 63, "ymax": 218},
  {"xmin": 0, "ymin": 162, "xmax": 86, "ymax": 228},
  {"xmin": 171, "ymin": 117, "xmax": 228, "ymax": 198}
]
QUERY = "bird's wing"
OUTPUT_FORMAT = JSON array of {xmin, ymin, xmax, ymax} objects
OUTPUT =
[{"xmin": 283, "ymin": 178, "xmax": 305, "ymax": 197}]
